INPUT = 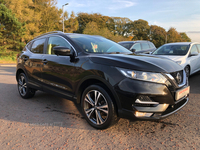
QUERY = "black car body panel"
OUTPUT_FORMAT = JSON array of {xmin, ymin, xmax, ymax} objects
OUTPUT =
[
  {"xmin": 89, "ymin": 53, "xmax": 181, "ymax": 73},
  {"xmin": 16, "ymin": 31, "xmax": 189, "ymax": 128}
]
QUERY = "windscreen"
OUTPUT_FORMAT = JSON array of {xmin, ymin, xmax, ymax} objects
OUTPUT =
[
  {"xmin": 152, "ymin": 44, "xmax": 189, "ymax": 56},
  {"xmin": 67, "ymin": 34, "xmax": 131, "ymax": 54}
]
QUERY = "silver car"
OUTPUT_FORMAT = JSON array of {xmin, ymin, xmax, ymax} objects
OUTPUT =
[{"xmin": 152, "ymin": 42, "xmax": 200, "ymax": 77}]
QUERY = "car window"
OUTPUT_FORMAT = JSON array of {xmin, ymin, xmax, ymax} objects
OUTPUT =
[
  {"xmin": 132, "ymin": 43, "xmax": 141, "ymax": 51},
  {"xmin": 149, "ymin": 42, "xmax": 155, "ymax": 48},
  {"xmin": 26, "ymin": 41, "xmax": 32, "ymax": 50},
  {"xmin": 141, "ymin": 42, "xmax": 150, "ymax": 50},
  {"xmin": 119, "ymin": 43, "xmax": 133, "ymax": 50},
  {"xmin": 153, "ymin": 44, "xmax": 190, "ymax": 55},
  {"xmin": 196, "ymin": 44, "xmax": 200, "ymax": 53},
  {"xmin": 67, "ymin": 34, "xmax": 131, "ymax": 53},
  {"xmin": 47, "ymin": 36, "xmax": 71, "ymax": 55},
  {"xmin": 31, "ymin": 38, "xmax": 45, "ymax": 54},
  {"xmin": 190, "ymin": 45, "xmax": 198, "ymax": 54}
]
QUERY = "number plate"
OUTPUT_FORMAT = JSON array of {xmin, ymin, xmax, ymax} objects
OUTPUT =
[{"xmin": 175, "ymin": 86, "xmax": 190, "ymax": 100}]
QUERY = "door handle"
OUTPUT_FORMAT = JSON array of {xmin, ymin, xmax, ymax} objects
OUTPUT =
[{"xmin": 42, "ymin": 59, "xmax": 48, "ymax": 64}]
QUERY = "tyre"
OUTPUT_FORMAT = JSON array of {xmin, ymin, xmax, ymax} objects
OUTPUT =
[
  {"xmin": 184, "ymin": 66, "xmax": 190, "ymax": 77},
  {"xmin": 81, "ymin": 85, "xmax": 118, "ymax": 129},
  {"xmin": 17, "ymin": 73, "xmax": 35, "ymax": 99}
]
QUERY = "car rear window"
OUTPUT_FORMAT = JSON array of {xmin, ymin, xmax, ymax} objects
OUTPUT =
[{"xmin": 118, "ymin": 43, "xmax": 133, "ymax": 50}]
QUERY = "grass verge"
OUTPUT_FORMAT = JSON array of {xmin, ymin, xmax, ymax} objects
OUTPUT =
[{"xmin": 0, "ymin": 50, "xmax": 20, "ymax": 64}]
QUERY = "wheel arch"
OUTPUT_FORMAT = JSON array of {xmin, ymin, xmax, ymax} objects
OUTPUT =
[
  {"xmin": 75, "ymin": 76, "xmax": 122, "ymax": 114},
  {"xmin": 16, "ymin": 68, "xmax": 26, "ymax": 81},
  {"xmin": 184, "ymin": 65, "xmax": 190, "ymax": 76}
]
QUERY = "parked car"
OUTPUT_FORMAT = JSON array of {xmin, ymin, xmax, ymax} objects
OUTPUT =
[
  {"xmin": 16, "ymin": 31, "xmax": 189, "ymax": 129},
  {"xmin": 151, "ymin": 42, "xmax": 200, "ymax": 77},
  {"xmin": 118, "ymin": 41, "xmax": 156, "ymax": 54}
]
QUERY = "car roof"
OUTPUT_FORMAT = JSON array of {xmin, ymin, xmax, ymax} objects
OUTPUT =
[
  {"xmin": 118, "ymin": 40, "xmax": 151, "ymax": 44},
  {"xmin": 33, "ymin": 31, "xmax": 104, "ymax": 40},
  {"xmin": 164, "ymin": 42, "xmax": 200, "ymax": 45}
]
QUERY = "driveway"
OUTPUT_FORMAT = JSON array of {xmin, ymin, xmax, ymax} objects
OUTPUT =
[{"xmin": 0, "ymin": 66, "xmax": 200, "ymax": 149}]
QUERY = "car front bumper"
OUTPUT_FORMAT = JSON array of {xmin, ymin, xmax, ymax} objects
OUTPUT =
[{"xmin": 115, "ymin": 78, "xmax": 189, "ymax": 120}]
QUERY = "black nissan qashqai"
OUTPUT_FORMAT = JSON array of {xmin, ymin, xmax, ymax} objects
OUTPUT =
[{"xmin": 16, "ymin": 31, "xmax": 190, "ymax": 129}]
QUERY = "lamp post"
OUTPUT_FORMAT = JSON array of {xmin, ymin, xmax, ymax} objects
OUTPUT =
[
  {"xmin": 62, "ymin": 3, "xmax": 69, "ymax": 33},
  {"xmin": 165, "ymin": 34, "xmax": 170, "ymax": 43}
]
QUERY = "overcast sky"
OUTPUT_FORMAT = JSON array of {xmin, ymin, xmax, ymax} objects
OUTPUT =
[{"xmin": 56, "ymin": 0, "xmax": 200, "ymax": 32}]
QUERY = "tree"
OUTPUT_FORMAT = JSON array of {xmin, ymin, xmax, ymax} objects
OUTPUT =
[
  {"xmin": 150, "ymin": 25, "xmax": 166, "ymax": 47},
  {"xmin": 77, "ymin": 13, "xmax": 110, "ymax": 33},
  {"xmin": 5, "ymin": 0, "xmax": 63, "ymax": 42},
  {"xmin": 64, "ymin": 11, "xmax": 79, "ymax": 33},
  {"xmin": 125, "ymin": 19, "xmax": 150, "ymax": 40},
  {"xmin": 0, "ymin": 4, "xmax": 25, "ymax": 50},
  {"xmin": 83, "ymin": 22, "xmax": 129, "ymax": 42},
  {"xmin": 167, "ymin": 27, "xmax": 182, "ymax": 43},
  {"xmin": 109, "ymin": 17, "xmax": 132, "ymax": 36},
  {"xmin": 180, "ymin": 32, "xmax": 191, "ymax": 42},
  {"xmin": 83, "ymin": 21, "xmax": 100, "ymax": 35},
  {"xmin": 4, "ymin": 0, "xmax": 41, "ymax": 42},
  {"xmin": 33, "ymin": 0, "xmax": 62, "ymax": 33}
]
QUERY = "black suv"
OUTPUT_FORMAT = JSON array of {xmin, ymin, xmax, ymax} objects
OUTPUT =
[
  {"xmin": 16, "ymin": 31, "xmax": 189, "ymax": 129},
  {"xmin": 118, "ymin": 41, "xmax": 156, "ymax": 54}
]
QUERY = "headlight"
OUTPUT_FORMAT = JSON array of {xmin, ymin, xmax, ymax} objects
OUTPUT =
[
  {"xmin": 117, "ymin": 68, "xmax": 167, "ymax": 84},
  {"xmin": 176, "ymin": 61, "xmax": 182, "ymax": 65}
]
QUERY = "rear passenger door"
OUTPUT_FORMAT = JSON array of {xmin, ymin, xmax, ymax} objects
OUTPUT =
[
  {"xmin": 24, "ymin": 38, "xmax": 46, "ymax": 89},
  {"xmin": 41, "ymin": 36, "xmax": 76, "ymax": 99}
]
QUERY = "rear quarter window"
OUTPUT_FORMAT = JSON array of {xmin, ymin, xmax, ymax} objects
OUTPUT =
[
  {"xmin": 149, "ymin": 42, "xmax": 155, "ymax": 48},
  {"xmin": 30, "ymin": 38, "xmax": 46, "ymax": 54},
  {"xmin": 141, "ymin": 42, "xmax": 150, "ymax": 50}
]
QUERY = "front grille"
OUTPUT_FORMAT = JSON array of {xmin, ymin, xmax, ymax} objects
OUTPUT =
[{"xmin": 170, "ymin": 70, "xmax": 183, "ymax": 85}]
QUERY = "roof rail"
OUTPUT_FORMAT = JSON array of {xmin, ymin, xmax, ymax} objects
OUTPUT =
[{"xmin": 34, "ymin": 31, "xmax": 64, "ymax": 39}]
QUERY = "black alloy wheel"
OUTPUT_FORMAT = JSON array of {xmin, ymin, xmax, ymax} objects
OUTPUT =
[
  {"xmin": 18, "ymin": 73, "xmax": 35, "ymax": 99},
  {"xmin": 81, "ymin": 85, "xmax": 118, "ymax": 129}
]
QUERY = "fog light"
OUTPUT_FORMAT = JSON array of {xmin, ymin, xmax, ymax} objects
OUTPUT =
[{"xmin": 135, "ymin": 111, "xmax": 153, "ymax": 117}]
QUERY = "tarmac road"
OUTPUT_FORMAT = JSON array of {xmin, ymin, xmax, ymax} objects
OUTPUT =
[{"xmin": 0, "ymin": 65, "xmax": 200, "ymax": 150}]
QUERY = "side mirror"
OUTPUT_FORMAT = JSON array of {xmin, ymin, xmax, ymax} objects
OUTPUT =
[
  {"xmin": 190, "ymin": 51, "xmax": 198, "ymax": 56},
  {"xmin": 130, "ymin": 48, "xmax": 136, "ymax": 53},
  {"xmin": 53, "ymin": 46, "xmax": 73, "ymax": 56}
]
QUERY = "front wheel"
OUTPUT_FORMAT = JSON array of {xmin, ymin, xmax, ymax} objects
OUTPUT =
[
  {"xmin": 81, "ymin": 85, "xmax": 118, "ymax": 129},
  {"xmin": 17, "ymin": 73, "xmax": 35, "ymax": 99},
  {"xmin": 184, "ymin": 66, "xmax": 190, "ymax": 77}
]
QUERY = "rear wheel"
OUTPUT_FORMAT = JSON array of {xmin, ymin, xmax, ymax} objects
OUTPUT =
[
  {"xmin": 17, "ymin": 73, "xmax": 35, "ymax": 99},
  {"xmin": 81, "ymin": 85, "xmax": 118, "ymax": 129}
]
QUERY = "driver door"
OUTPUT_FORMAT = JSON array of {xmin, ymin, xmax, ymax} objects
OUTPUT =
[{"xmin": 41, "ymin": 36, "xmax": 75, "ymax": 99}]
